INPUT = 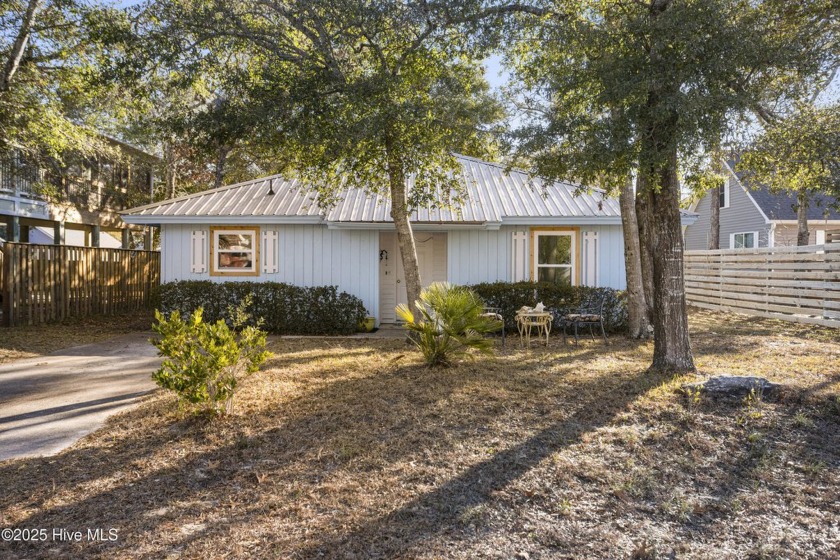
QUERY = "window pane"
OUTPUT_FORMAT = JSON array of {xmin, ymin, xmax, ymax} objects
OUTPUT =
[
  {"xmin": 537, "ymin": 266, "xmax": 571, "ymax": 285},
  {"xmin": 218, "ymin": 251, "xmax": 253, "ymax": 269},
  {"xmin": 734, "ymin": 233, "xmax": 754, "ymax": 249},
  {"xmin": 218, "ymin": 233, "xmax": 253, "ymax": 250},
  {"xmin": 538, "ymin": 235, "xmax": 571, "ymax": 265}
]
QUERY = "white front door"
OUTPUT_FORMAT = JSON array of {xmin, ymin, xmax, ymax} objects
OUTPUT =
[{"xmin": 379, "ymin": 232, "xmax": 448, "ymax": 323}]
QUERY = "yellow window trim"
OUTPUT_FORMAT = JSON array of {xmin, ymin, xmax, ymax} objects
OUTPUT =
[
  {"xmin": 209, "ymin": 225, "xmax": 261, "ymax": 277},
  {"xmin": 529, "ymin": 227, "xmax": 581, "ymax": 286}
]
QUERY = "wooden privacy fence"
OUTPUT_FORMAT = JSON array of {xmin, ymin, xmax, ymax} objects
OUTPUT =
[
  {"xmin": 684, "ymin": 244, "xmax": 840, "ymax": 328},
  {"xmin": 1, "ymin": 243, "xmax": 160, "ymax": 327}
]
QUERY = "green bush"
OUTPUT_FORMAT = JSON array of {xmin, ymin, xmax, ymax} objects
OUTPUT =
[
  {"xmin": 468, "ymin": 281, "xmax": 628, "ymax": 333},
  {"xmin": 397, "ymin": 282, "xmax": 500, "ymax": 367},
  {"xmin": 157, "ymin": 281, "xmax": 368, "ymax": 335},
  {"xmin": 151, "ymin": 299, "xmax": 271, "ymax": 416}
]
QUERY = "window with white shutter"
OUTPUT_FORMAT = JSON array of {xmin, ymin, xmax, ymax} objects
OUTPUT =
[
  {"xmin": 511, "ymin": 231, "xmax": 528, "ymax": 281},
  {"xmin": 190, "ymin": 230, "xmax": 207, "ymax": 274},
  {"xmin": 262, "ymin": 230, "xmax": 279, "ymax": 274},
  {"xmin": 581, "ymin": 230, "xmax": 599, "ymax": 286}
]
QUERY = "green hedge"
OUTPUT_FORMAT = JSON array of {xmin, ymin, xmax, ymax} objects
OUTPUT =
[
  {"xmin": 468, "ymin": 281, "xmax": 628, "ymax": 333},
  {"xmin": 156, "ymin": 281, "xmax": 368, "ymax": 335}
]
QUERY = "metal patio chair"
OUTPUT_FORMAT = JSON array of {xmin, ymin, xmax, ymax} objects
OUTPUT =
[
  {"xmin": 481, "ymin": 306, "xmax": 505, "ymax": 348},
  {"xmin": 559, "ymin": 294, "xmax": 608, "ymax": 345}
]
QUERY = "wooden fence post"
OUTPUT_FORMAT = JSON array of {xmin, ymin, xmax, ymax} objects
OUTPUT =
[{"xmin": 1, "ymin": 243, "xmax": 11, "ymax": 327}]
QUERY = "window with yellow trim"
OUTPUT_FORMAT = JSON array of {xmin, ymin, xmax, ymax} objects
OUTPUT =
[
  {"xmin": 534, "ymin": 231, "xmax": 576, "ymax": 286},
  {"xmin": 210, "ymin": 227, "xmax": 259, "ymax": 276}
]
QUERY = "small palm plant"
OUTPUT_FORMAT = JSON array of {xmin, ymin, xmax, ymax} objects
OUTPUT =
[{"xmin": 396, "ymin": 282, "xmax": 500, "ymax": 367}]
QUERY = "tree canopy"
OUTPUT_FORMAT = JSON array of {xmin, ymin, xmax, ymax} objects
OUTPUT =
[
  {"xmin": 131, "ymin": 0, "xmax": 505, "ymax": 310},
  {"xmin": 0, "ymin": 0, "xmax": 130, "ymax": 160},
  {"xmin": 506, "ymin": 0, "xmax": 839, "ymax": 371},
  {"xmin": 740, "ymin": 102, "xmax": 840, "ymax": 199}
]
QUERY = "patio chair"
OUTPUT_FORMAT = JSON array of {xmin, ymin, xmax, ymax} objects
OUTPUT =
[
  {"xmin": 559, "ymin": 294, "xmax": 608, "ymax": 345},
  {"xmin": 481, "ymin": 306, "xmax": 505, "ymax": 348}
]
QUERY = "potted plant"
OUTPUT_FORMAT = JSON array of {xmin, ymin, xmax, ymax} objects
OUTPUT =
[{"xmin": 359, "ymin": 316, "xmax": 376, "ymax": 332}]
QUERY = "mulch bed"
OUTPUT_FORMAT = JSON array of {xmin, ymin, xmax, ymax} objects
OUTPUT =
[{"xmin": 0, "ymin": 309, "xmax": 838, "ymax": 559}]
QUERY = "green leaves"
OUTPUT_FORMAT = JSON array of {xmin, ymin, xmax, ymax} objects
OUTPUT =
[
  {"xmin": 0, "ymin": 1, "xmax": 134, "ymax": 161},
  {"xmin": 507, "ymin": 0, "xmax": 838, "ymax": 192},
  {"xmin": 151, "ymin": 301, "xmax": 271, "ymax": 417},
  {"xmin": 741, "ymin": 103, "xmax": 840, "ymax": 199},
  {"xmin": 156, "ymin": 281, "xmax": 369, "ymax": 336},
  {"xmin": 397, "ymin": 282, "xmax": 499, "ymax": 368}
]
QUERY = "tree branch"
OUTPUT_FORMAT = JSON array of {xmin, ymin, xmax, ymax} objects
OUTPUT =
[{"xmin": 2, "ymin": 0, "xmax": 44, "ymax": 93}]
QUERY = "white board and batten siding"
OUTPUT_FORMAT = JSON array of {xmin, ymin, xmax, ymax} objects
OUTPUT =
[
  {"xmin": 163, "ymin": 223, "xmax": 379, "ymax": 321},
  {"xmin": 447, "ymin": 225, "xmax": 626, "ymax": 289}
]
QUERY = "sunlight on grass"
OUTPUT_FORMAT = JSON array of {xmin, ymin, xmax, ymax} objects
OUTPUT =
[{"xmin": 0, "ymin": 309, "xmax": 838, "ymax": 559}]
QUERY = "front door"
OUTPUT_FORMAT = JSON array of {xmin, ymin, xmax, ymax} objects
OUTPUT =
[{"xmin": 379, "ymin": 232, "xmax": 448, "ymax": 323}]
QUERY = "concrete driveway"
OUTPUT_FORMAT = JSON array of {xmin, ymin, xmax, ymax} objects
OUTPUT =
[{"xmin": 0, "ymin": 332, "xmax": 161, "ymax": 462}]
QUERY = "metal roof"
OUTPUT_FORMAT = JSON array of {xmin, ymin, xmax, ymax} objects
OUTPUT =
[{"xmin": 123, "ymin": 154, "xmax": 622, "ymax": 225}]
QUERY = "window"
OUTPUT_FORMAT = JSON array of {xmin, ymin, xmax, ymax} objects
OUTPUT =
[
  {"xmin": 732, "ymin": 231, "xmax": 757, "ymax": 249},
  {"xmin": 533, "ymin": 230, "xmax": 576, "ymax": 286},
  {"xmin": 210, "ymin": 226, "xmax": 260, "ymax": 276},
  {"xmin": 719, "ymin": 180, "xmax": 730, "ymax": 209}
]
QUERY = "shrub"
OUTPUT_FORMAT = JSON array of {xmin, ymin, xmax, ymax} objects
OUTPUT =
[
  {"xmin": 157, "ymin": 281, "xmax": 368, "ymax": 335},
  {"xmin": 397, "ymin": 282, "xmax": 500, "ymax": 367},
  {"xmin": 468, "ymin": 281, "xmax": 628, "ymax": 333},
  {"xmin": 151, "ymin": 298, "xmax": 271, "ymax": 416}
]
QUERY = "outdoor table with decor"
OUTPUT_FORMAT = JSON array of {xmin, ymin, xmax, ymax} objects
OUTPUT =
[{"xmin": 515, "ymin": 308, "xmax": 552, "ymax": 347}]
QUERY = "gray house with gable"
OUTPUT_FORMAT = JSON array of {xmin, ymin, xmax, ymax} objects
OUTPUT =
[{"xmin": 684, "ymin": 160, "xmax": 840, "ymax": 250}]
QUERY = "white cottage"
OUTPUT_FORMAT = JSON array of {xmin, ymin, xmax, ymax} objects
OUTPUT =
[{"xmin": 123, "ymin": 155, "xmax": 649, "ymax": 325}]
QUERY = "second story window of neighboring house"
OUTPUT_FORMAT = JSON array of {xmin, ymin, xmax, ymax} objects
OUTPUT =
[
  {"xmin": 719, "ymin": 179, "xmax": 730, "ymax": 209},
  {"xmin": 732, "ymin": 232, "xmax": 757, "ymax": 249}
]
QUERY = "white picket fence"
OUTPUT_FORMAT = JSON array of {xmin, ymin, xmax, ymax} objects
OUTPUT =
[{"xmin": 684, "ymin": 244, "xmax": 840, "ymax": 328}]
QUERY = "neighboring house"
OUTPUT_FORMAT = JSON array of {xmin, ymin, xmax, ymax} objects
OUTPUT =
[
  {"xmin": 0, "ymin": 137, "xmax": 159, "ymax": 248},
  {"xmin": 122, "ymin": 155, "xmax": 699, "ymax": 324},
  {"xmin": 684, "ymin": 160, "xmax": 840, "ymax": 250}
]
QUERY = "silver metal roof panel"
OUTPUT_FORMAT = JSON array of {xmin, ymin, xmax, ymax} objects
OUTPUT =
[{"xmin": 123, "ymin": 155, "xmax": 621, "ymax": 223}]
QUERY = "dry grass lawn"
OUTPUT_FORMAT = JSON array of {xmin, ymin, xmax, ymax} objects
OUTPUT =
[
  {"xmin": 0, "ymin": 309, "xmax": 838, "ymax": 559},
  {"xmin": 0, "ymin": 312, "xmax": 154, "ymax": 364}
]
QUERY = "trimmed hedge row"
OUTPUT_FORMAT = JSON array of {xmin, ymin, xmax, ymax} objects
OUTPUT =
[
  {"xmin": 468, "ymin": 281, "xmax": 628, "ymax": 333},
  {"xmin": 155, "ymin": 281, "xmax": 368, "ymax": 335}
]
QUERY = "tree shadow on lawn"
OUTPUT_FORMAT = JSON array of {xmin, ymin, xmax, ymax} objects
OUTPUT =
[
  {"xmin": 0, "ymin": 340, "xmax": 657, "ymax": 559},
  {"xmin": 639, "ymin": 389, "xmax": 840, "ymax": 556}
]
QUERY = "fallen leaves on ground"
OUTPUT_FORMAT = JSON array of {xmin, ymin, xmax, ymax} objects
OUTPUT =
[{"xmin": 0, "ymin": 309, "xmax": 838, "ymax": 559}]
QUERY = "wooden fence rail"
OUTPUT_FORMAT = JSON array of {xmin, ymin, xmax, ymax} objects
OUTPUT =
[
  {"xmin": 1, "ymin": 242, "xmax": 160, "ymax": 327},
  {"xmin": 684, "ymin": 244, "xmax": 840, "ymax": 328}
]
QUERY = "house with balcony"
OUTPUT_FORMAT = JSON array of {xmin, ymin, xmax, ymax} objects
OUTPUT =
[{"xmin": 0, "ymin": 138, "xmax": 160, "ymax": 248}]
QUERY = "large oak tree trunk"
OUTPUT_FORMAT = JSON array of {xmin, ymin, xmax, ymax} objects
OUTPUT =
[
  {"xmin": 384, "ymin": 137, "xmax": 422, "ymax": 315},
  {"xmin": 640, "ymin": 0, "xmax": 694, "ymax": 372},
  {"xmin": 620, "ymin": 179, "xmax": 651, "ymax": 338},
  {"xmin": 635, "ymin": 173, "xmax": 655, "ymax": 324},
  {"xmin": 648, "ymin": 149, "xmax": 695, "ymax": 372},
  {"xmin": 796, "ymin": 191, "xmax": 810, "ymax": 246},
  {"xmin": 709, "ymin": 183, "xmax": 720, "ymax": 249}
]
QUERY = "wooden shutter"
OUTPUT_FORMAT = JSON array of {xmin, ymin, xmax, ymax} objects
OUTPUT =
[
  {"xmin": 581, "ymin": 230, "xmax": 599, "ymax": 286},
  {"xmin": 190, "ymin": 230, "xmax": 207, "ymax": 274},
  {"xmin": 511, "ymin": 231, "xmax": 528, "ymax": 281},
  {"xmin": 262, "ymin": 230, "xmax": 279, "ymax": 274}
]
